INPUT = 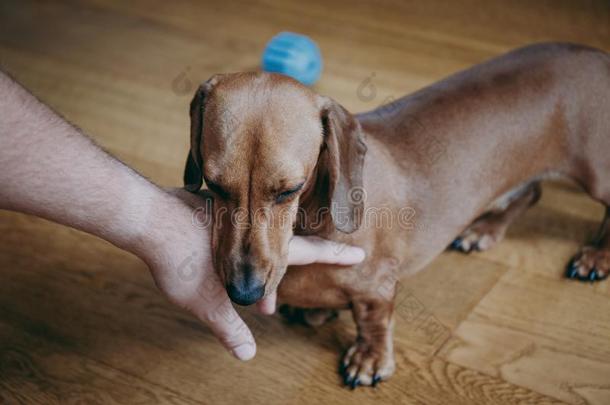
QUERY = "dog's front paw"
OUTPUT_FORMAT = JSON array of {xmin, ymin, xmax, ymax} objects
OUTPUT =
[
  {"xmin": 566, "ymin": 246, "xmax": 610, "ymax": 282},
  {"xmin": 340, "ymin": 339, "xmax": 395, "ymax": 389}
]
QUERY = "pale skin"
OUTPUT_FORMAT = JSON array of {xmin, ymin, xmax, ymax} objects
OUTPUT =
[{"xmin": 0, "ymin": 71, "xmax": 365, "ymax": 361}]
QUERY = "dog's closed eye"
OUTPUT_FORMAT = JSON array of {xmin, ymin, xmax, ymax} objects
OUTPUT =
[
  {"xmin": 276, "ymin": 182, "xmax": 304, "ymax": 204},
  {"xmin": 204, "ymin": 177, "xmax": 230, "ymax": 199}
]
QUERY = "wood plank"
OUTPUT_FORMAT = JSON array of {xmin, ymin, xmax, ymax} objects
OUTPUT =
[
  {"xmin": 438, "ymin": 269, "xmax": 610, "ymax": 404},
  {"xmin": 393, "ymin": 252, "xmax": 507, "ymax": 354},
  {"xmin": 0, "ymin": 321, "xmax": 198, "ymax": 404}
]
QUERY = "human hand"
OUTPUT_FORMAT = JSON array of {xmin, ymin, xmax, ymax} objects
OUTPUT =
[
  {"xmin": 256, "ymin": 235, "xmax": 366, "ymax": 315},
  {"xmin": 140, "ymin": 189, "xmax": 365, "ymax": 361}
]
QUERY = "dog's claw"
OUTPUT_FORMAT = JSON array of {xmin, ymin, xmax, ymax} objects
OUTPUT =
[
  {"xmin": 450, "ymin": 238, "xmax": 462, "ymax": 250},
  {"xmin": 566, "ymin": 260, "xmax": 579, "ymax": 279},
  {"xmin": 341, "ymin": 340, "xmax": 394, "ymax": 388},
  {"xmin": 566, "ymin": 248, "xmax": 610, "ymax": 284},
  {"xmin": 567, "ymin": 262, "xmax": 602, "ymax": 282},
  {"xmin": 343, "ymin": 373, "xmax": 353, "ymax": 387}
]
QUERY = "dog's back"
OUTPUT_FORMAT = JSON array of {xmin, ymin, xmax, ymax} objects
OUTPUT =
[{"xmin": 352, "ymin": 43, "xmax": 610, "ymax": 271}]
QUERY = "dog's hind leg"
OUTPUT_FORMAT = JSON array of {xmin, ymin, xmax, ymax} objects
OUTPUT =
[
  {"xmin": 567, "ymin": 206, "xmax": 610, "ymax": 282},
  {"xmin": 450, "ymin": 181, "xmax": 542, "ymax": 253}
]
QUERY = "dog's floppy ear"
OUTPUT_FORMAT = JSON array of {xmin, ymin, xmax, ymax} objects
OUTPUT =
[
  {"xmin": 183, "ymin": 75, "xmax": 222, "ymax": 192},
  {"xmin": 316, "ymin": 96, "xmax": 367, "ymax": 233}
]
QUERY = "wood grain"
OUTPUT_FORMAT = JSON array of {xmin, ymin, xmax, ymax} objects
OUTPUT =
[
  {"xmin": 1, "ymin": 0, "xmax": 609, "ymax": 403},
  {"xmin": 438, "ymin": 270, "xmax": 610, "ymax": 404}
]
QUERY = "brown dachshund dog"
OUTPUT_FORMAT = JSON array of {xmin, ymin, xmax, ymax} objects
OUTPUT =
[{"xmin": 183, "ymin": 43, "xmax": 610, "ymax": 388}]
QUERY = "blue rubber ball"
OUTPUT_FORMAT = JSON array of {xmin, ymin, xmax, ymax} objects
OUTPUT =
[{"xmin": 261, "ymin": 32, "xmax": 323, "ymax": 86}]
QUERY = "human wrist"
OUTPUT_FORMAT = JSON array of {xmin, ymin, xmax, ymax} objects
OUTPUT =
[
  {"xmin": 127, "ymin": 189, "xmax": 186, "ymax": 261},
  {"xmin": 127, "ymin": 186, "xmax": 207, "ymax": 272}
]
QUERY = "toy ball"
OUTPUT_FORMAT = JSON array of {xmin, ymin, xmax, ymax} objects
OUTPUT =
[{"xmin": 261, "ymin": 32, "xmax": 323, "ymax": 86}]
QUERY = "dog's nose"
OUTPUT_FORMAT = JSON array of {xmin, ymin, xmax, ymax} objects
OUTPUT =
[
  {"xmin": 226, "ymin": 270, "xmax": 265, "ymax": 306},
  {"xmin": 227, "ymin": 280, "xmax": 264, "ymax": 306}
]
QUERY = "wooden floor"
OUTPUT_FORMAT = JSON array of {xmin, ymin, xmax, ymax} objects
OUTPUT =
[{"xmin": 1, "ymin": 1, "xmax": 609, "ymax": 403}]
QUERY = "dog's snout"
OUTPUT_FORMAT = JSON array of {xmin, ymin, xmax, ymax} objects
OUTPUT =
[{"xmin": 226, "ymin": 263, "xmax": 265, "ymax": 306}]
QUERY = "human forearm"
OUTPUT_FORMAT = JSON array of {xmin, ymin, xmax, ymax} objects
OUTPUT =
[{"xmin": 0, "ymin": 71, "xmax": 173, "ymax": 256}]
